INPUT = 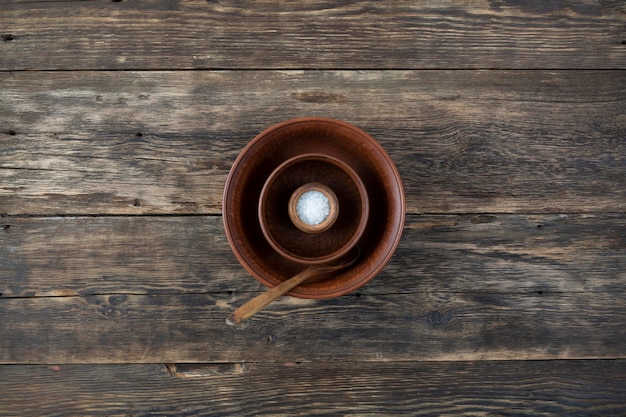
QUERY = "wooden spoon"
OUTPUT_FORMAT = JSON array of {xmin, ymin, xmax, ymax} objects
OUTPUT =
[{"xmin": 227, "ymin": 248, "xmax": 360, "ymax": 325}]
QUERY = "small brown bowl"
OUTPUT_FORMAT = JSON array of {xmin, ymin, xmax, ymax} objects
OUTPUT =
[
  {"xmin": 258, "ymin": 153, "xmax": 369, "ymax": 265},
  {"xmin": 223, "ymin": 117, "xmax": 405, "ymax": 299},
  {"xmin": 288, "ymin": 182, "xmax": 339, "ymax": 234}
]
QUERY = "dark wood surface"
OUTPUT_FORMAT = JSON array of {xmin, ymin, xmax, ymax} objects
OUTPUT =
[
  {"xmin": 1, "ymin": 361, "xmax": 625, "ymax": 416},
  {"xmin": 2, "ymin": 0, "xmax": 625, "ymax": 70},
  {"xmin": 1, "ymin": 1, "xmax": 625, "ymax": 415},
  {"xmin": 2, "ymin": 70, "xmax": 625, "ymax": 215}
]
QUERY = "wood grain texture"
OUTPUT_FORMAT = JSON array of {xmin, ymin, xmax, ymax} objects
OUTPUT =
[
  {"xmin": 1, "ymin": 0, "xmax": 625, "ymax": 70},
  {"xmin": 1, "ymin": 289, "xmax": 625, "ymax": 363},
  {"xmin": 2, "ymin": 70, "xmax": 625, "ymax": 215},
  {"xmin": 1, "ymin": 214, "xmax": 625, "ymax": 298},
  {"xmin": 2, "ymin": 0, "xmax": 625, "ymax": 413},
  {"xmin": 1, "ymin": 360, "xmax": 625, "ymax": 416}
]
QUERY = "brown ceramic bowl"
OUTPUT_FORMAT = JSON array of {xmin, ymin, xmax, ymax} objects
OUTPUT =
[
  {"xmin": 223, "ymin": 117, "xmax": 405, "ymax": 299},
  {"xmin": 258, "ymin": 153, "xmax": 369, "ymax": 265}
]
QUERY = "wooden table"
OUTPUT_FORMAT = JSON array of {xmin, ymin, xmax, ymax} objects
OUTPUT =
[{"xmin": 1, "ymin": 1, "xmax": 625, "ymax": 415}]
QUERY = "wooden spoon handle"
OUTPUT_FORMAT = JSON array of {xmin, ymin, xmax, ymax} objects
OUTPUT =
[
  {"xmin": 227, "ymin": 267, "xmax": 319, "ymax": 325},
  {"xmin": 226, "ymin": 248, "xmax": 359, "ymax": 325}
]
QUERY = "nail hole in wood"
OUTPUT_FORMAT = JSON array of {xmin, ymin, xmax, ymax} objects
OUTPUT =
[
  {"xmin": 536, "ymin": 224, "xmax": 543, "ymax": 229},
  {"xmin": 111, "ymin": 0, "xmax": 123, "ymax": 2},
  {"xmin": 622, "ymin": 40, "xmax": 626, "ymax": 45},
  {"xmin": 2, "ymin": 34, "xmax": 15, "ymax": 41},
  {"xmin": 227, "ymin": 290, "xmax": 233, "ymax": 295},
  {"xmin": 8, "ymin": 130, "xmax": 16, "ymax": 136},
  {"xmin": 133, "ymin": 199, "xmax": 141, "ymax": 207},
  {"xmin": 537, "ymin": 290, "xmax": 543, "ymax": 295},
  {"xmin": 3, "ymin": 225, "xmax": 9, "ymax": 231},
  {"xmin": 135, "ymin": 132, "xmax": 143, "ymax": 137}
]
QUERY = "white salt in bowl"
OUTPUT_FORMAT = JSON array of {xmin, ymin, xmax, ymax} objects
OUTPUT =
[{"xmin": 288, "ymin": 182, "xmax": 339, "ymax": 234}]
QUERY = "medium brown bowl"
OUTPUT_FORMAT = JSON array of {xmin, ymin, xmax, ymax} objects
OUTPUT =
[
  {"xmin": 223, "ymin": 117, "xmax": 405, "ymax": 299},
  {"xmin": 258, "ymin": 153, "xmax": 369, "ymax": 265}
]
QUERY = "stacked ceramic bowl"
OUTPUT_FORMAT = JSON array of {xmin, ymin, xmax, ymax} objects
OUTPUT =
[{"xmin": 223, "ymin": 117, "xmax": 404, "ymax": 299}]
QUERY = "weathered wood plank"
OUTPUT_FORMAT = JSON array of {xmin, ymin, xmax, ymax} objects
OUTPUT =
[
  {"xmin": 1, "ymin": 360, "xmax": 625, "ymax": 416},
  {"xmin": 1, "ymin": 290, "xmax": 624, "ymax": 363},
  {"xmin": 1, "ymin": 0, "xmax": 625, "ymax": 70},
  {"xmin": 2, "ymin": 70, "xmax": 625, "ymax": 215},
  {"xmin": 0, "ymin": 215, "xmax": 243, "ymax": 297},
  {"xmin": 1, "ymin": 214, "xmax": 625, "ymax": 298}
]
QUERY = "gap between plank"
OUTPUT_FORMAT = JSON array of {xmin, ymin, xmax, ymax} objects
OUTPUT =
[{"xmin": 1, "ymin": 68, "xmax": 623, "ymax": 73}]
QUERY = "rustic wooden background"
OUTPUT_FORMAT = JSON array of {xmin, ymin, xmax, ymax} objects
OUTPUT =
[{"xmin": 1, "ymin": 0, "xmax": 625, "ymax": 415}]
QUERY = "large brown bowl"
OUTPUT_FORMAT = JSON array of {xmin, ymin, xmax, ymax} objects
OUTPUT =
[{"xmin": 223, "ymin": 117, "xmax": 405, "ymax": 299}]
